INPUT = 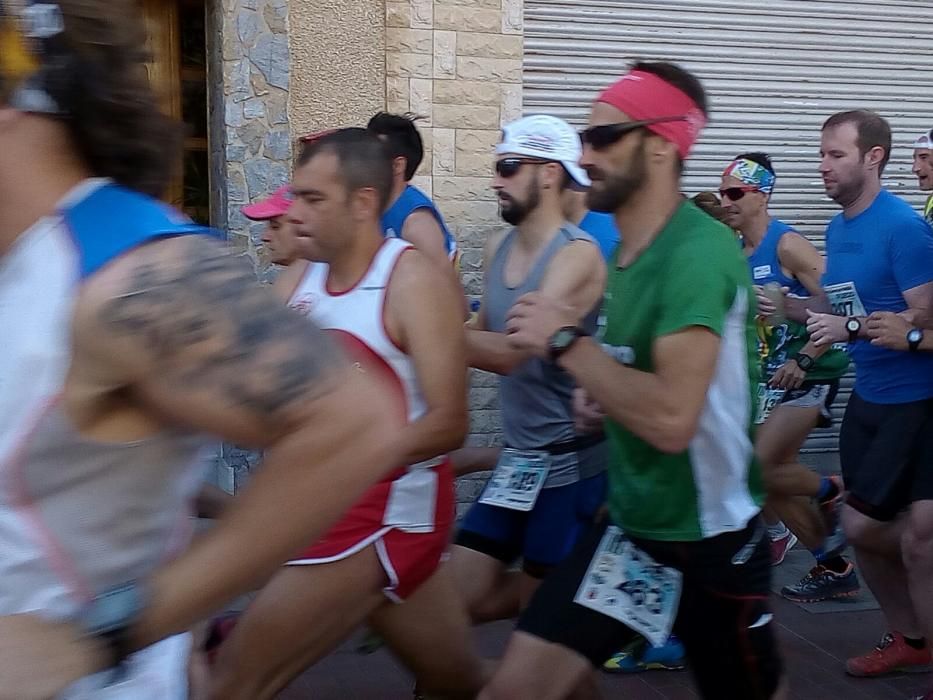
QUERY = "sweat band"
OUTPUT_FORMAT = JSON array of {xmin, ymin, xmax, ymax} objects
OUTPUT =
[
  {"xmin": 596, "ymin": 69, "xmax": 707, "ymax": 159},
  {"xmin": 723, "ymin": 158, "xmax": 776, "ymax": 195}
]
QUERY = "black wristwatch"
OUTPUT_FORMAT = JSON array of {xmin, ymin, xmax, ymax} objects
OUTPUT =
[
  {"xmin": 77, "ymin": 581, "xmax": 146, "ymax": 669},
  {"xmin": 792, "ymin": 352, "xmax": 815, "ymax": 372},
  {"xmin": 548, "ymin": 326, "xmax": 589, "ymax": 362},
  {"xmin": 908, "ymin": 328, "xmax": 924, "ymax": 353},
  {"xmin": 845, "ymin": 317, "xmax": 861, "ymax": 343}
]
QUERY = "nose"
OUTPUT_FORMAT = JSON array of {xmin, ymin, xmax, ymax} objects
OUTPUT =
[
  {"xmin": 579, "ymin": 142, "xmax": 595, "ymax": 171},
  {"xmin": 818, "ymin": 156, "xmax": 831, "ymax": 174}
]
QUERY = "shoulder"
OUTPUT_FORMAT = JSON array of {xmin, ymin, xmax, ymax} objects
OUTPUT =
[
  {"xmin": 553, "ymin": 224, "xmax": 603, "ymax": 264},
  {"xmin": 668, "ymin": 206, "xmax": 746, "ymax": 281},
  {"xmin": 483, "ymin": 227, "xmax": 511, "ymax": 262}
]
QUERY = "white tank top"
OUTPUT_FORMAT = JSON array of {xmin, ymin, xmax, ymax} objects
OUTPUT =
[{"xmin": 289, "ymin": 238, "xmax": 427, "ymax": 424}]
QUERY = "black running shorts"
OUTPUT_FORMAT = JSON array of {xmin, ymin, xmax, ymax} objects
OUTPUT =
[
  {"xmin": 517, "ymin": 517, "xmax": 782, "ymax": 700},
  {"xmin": 840, "ymin": 392, "xmax": 933, "ymax": 521}
]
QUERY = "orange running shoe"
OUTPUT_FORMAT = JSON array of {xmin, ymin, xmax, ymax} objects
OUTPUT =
[{"xmin": 846, "ymin": 632, "xmax": 931, "ymax": 677}]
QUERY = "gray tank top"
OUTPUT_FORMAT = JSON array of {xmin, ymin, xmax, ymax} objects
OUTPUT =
[
  {"xmin": 485, "ymin": 224, "xmax": 607, "ymax": 487},
  {"xmin": 1, "ymin": 405, "xmax": 206, "ymax": 617}
]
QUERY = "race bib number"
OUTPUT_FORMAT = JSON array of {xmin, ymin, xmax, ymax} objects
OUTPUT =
[
  {"xmin": 825, "ymin": 282, "xmax": 866, "ymax": 318},
  {"xmin": 479, "ymin": 449, "xmax": 550, "ymax": 512},
  {"xmin": 755, "ymin": 383, "xmax": 786, "ymax": 424},
  {"xmin": 574, "ymin": 526, "xmax": 682, "ymax": 647}
]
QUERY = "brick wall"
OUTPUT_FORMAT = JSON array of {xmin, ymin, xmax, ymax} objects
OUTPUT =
[{"xmin": 385, "ymin": 0, "xmax": 523, "ymax": 510}]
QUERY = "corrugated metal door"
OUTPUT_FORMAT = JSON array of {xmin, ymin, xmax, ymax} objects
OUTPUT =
[{"xmin": 524, "ymin": 0, "xmax": 933, "ymax": 451}]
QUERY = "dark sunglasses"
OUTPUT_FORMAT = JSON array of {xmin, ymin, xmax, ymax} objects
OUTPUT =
[
  {"xmin": 580, "ymin": 116, "xmax": 688, "ymax": 150},
  {"xmin": 494, "ymin": 157, "xmax": 551, "ymax": 178},
  {"xmin": 719, "ymin": 186, "xmax": 760, "ymax": 202}
]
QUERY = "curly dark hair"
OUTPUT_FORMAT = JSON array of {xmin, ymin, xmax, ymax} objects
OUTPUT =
[{"xmin": 2, "ymin": 0, "xmax": 183, "ymax": 197}]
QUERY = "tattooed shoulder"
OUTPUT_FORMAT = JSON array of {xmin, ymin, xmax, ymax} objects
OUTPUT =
[{"xmin": 84, "ymin": 234, "xmax": 342, "ymax": 422}]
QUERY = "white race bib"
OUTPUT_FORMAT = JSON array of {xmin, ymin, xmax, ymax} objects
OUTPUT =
[
  {"xmin": 825, "ymin": 281, "xmax": 867, "ymax": 318},
  {"xmin": 755, "ymin": 383, "xmax": 786, "ymax": 425},
  {"xmin": 574, "ymin": 526, "xmax": 682, "ymax": 647},
  {"xmin": 752, "ymin": 265, "xmax": 772, "ymax": 280},
  {"xmin": 479, "ymin": 448, "xmax": 550, "ymax": 512}
]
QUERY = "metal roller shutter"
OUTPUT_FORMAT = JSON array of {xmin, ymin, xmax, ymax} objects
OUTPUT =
[{"xmin": 524, "ymin": 0, "xmax": 933, "ymax": 452}]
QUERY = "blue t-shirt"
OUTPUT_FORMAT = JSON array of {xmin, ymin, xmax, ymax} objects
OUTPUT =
[
  {"xmin": 381, "ymin": 185, "xmax": 456, "ymax": 259},
  {"xmin": 823, "ymin": 189, "xmax": 933, "ymax": 403},
  {"xmin": 578, "ymin": 211, "xmax": 620, "ymax": 262}
]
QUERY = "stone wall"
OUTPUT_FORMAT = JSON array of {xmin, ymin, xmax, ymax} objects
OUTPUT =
[
  {"xmin": 214, "ymin": 0, "xmax": 293, "ymax": 274},
  {"xmin": 384, "ymin": 0, "xmax": 524, "ymax": 508}
]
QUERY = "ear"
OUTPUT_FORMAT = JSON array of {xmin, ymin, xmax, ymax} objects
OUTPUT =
[
  {"xmin": 866, "ymin": 145, "xmax": 886, "ymax": 171},
  {"xmin": 646, "ymin": 133, "xmax": 677, "ymax": 165},
  {"xmin": 541, "ymin": 161, "xmax": 564, "ymax": 190},
  {"xmin": 393, "ymin": 156, "xmax": 408, "ymax": 180},
  {"xmin": 349, "ymin": 186, "xmax": 382, "ymax": 221}
]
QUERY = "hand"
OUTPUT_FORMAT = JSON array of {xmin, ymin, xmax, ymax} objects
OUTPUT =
[
  {"xmin": 505, "ymin": 292, "xmax": 576, "ymax": 359},
  {"xmin": 573, "ymin": 387, "xmax": 605, "ymax": 433},
  {"xmin": 806, "ymin": 311, "xmax": 848, "ymax": 347},
  {"xmin": 769, "ymin": 359, "xmax": 806, "ymax": 390},
  {"xmin": 897, "ymin": 307, "xmax": 927, "ymax": 328},
  {"xmin": 754, "ymin": 285, "xmax": 789, "ymax": 319},
  {"xmin": 0, "ymin": 615, "xmax": 102, "ymax": 700},
  {"xmin": 866, "ymin": 311, "xmax": 911, "ymax": 351}
]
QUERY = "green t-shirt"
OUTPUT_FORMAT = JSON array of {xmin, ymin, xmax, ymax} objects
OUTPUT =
[
  {"xmin": 757, "ymin": 318, "xmax": 849, "ymax": 382},
  {"xmin": 600, "ymin": 202, "xmax": 765, "ymax": 542}
]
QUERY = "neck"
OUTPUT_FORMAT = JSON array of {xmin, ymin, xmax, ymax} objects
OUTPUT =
[
  {"xmin": 0, "ymin": 132, "xmax": 90, "ymax": 257},
  {"xmin": 387, "ymin": 178, "xmax": 408, "ymax": 208},
  {"xmin": 515, "ymin": 198, "xmax": 567, "ymax": 249},
  {"xmin": 325, "ymin": 225, "xmax": 385, "ymax": 291},
  {"xmin": 842, "ymin": 178, "xmax": 881, "ymax": 218},
  {"xmin": 615, "ymin": 178, "xmax": 683, "ymax": 265},
  {"xmin": 565, "ymin": 198, "xmax": 588, "ymax": 226},
  {"xmin": 740, "ymin": 210, "xmax": 771, "ymax": 251}
]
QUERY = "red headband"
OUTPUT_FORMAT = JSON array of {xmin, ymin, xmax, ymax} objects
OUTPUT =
[{"xmin": 596, "ymin": 70, "xmax": 707, "ymax": 158}]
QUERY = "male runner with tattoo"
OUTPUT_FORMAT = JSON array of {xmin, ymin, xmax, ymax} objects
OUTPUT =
[{"xmin": 0, "ymin": 3, "xmax": 396, "ymax": 698}]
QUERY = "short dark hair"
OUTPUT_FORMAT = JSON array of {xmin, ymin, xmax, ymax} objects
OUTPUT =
[
  {"xmin": 631, "ymin": 61, "xmax": 708, "ymax": 117},
  {"xmin": 367, "ymin": 112, "xmax": 425, "ymax": 181},
  {"xmin": 297, "ymin": 128, "xmax": 393, "ymax": 211},
  {"xmin": 734, "ymin": 152, "xmax": 775, "ymax": 176},
  {"xmin": 822, "ymin": 110, "xmax": 892, "ymax": 175}
]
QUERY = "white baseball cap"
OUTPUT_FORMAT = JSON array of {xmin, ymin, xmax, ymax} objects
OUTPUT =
[
  {"xmin": 496, "ymin": 114, "xmax": 591, "ymax": 187},
  {"xmin": 914, "ymin": 129, "xmax": 933, "ymax": 150}
]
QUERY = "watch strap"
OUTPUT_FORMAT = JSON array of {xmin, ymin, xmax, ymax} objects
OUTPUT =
[
  {"xmin": 908, "ymin": 328, "xmax": 924, "ymax": 352},
  {"xmin": 846, "ymin": 317, "xmax": 861, "ymax": 343},
  {"xmin": 548, "ymin": 326, "xmax": 588, "ymax": 362}
]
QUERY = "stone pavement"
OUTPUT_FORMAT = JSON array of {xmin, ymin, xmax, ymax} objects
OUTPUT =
[{"xmin": 280, "ymin": 593, "xmax": 931, "ymax": 699}]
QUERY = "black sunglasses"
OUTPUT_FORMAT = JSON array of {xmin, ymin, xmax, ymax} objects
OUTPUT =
[
  {"xmin": 719, "ymin": 186, "xmax": 760, "ymax": 202},
  {"xmin": 580, "ymin": 116, "xmax": 688, "ymax": 150},
  {"xmin": 494, "ymin": 157, "xmax": 551, "ymax": 178}
]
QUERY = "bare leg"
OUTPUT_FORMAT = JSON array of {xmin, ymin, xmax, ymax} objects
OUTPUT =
[
  {"xmin": 479, "ymin": 631, "xmax": 594, "ymax": 700},
  {"xmin": 449, "ymin": 544, "xmax": 511, "ymax": 621},
  {"xmin": 903, "ymin": 500, "xmax": 933, "ymax": 640},
  {"xmin": 370, "ymin": 564, "xmax": 485, "ymax": 699},
  {"xmin": 209, "ymin": 545, "xmax": 387, "ymax": 700},
  {"xmin": 844, "ymin": 506, "xmax": 919, "ymax": 637}
]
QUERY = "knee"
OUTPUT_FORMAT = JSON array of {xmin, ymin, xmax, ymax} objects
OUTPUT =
[
  {"xmin": 902, "ymin": 516, "xmax": 933, "ymax": 570},
  {"xmin": 841, "ymin": 507, "xmax": 877, "ymax": 549}
]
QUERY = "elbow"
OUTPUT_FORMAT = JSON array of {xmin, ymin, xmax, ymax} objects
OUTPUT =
[{"xmin": 645, "ymin": 414, "xmax": 697, "ymax": 455}]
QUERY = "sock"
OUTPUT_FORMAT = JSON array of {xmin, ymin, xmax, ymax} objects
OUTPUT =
[
  {"xmin": 767, "ymin": 521, "xmax": 789, "ymax": 540},
  {"xmin": 904, "ymin": 636, "xmax": 927, "ymax": 650},
  {"xmin": 817, "ymin": 555, "xmax": 849, "ymax": 574},
  {"xmin": 817, "ymin": 476, "xmax": 840, "ymax": 502}
]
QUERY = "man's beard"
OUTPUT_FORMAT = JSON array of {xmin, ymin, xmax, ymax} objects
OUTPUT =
[
  {"xmin": 830, "ymin": 172, "xmax": 867, "ymax": 209},
  {"xmin": 500, "ymin": 177, "xmax": 541, "ymax": 225},
  {"xmin": 586, "ymin": 140, "xmax": 647, "ymax": 213}
]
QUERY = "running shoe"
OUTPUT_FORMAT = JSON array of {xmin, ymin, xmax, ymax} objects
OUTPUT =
[
  {"xmin": 846, "ymin": 632, "xmax": 931, "ymax": 677},
  {"xmin": 602, "ymin": 635, "xmax": 686, "ymax": 673},
  {"xmin": 913, "ymin": 692, "xmax": 933, "ymax": 700},
  {"xmin": 769, "ymin": 530, "xmax": 798, "ymax": 566},
  {"xmin": 781, "ymin": 563, "xmax": 859, "ymax": 603}
]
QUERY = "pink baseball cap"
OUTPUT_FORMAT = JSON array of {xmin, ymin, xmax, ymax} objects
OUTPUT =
[{"xmin": 241, "ymin": 185, "xmax": 293, "ymax": 220}]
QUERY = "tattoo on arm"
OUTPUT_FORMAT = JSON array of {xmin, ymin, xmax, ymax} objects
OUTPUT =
[{"xmin": 100, "ymin": 236, "xmax": 343, "ymax": 426}]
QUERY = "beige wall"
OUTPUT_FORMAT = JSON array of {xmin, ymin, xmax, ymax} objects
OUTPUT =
[{"xmin": 288, "ymin": 0, "xmax": 387, "ymax": 137}]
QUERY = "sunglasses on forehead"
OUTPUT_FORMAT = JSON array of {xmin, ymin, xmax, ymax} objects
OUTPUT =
[
  {"xmin": 494, "ymin": 157, "xmax": 552, "ymax": 178},
  {"xmin": 719, "ymin": 186, "xmax": 761, "ymax": 202},
  {"xmin": 580, "ymin": 116, "xmax": 688, "ymax": 150}
]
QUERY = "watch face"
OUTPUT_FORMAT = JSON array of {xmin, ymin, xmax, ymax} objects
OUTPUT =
[
  {"xmin": 846, "ymin": 319, "xmax": 860, "ymax": 332},
  {"xmin": 909, "ymin": 329, "xmax": 923, "ymax": 343},
  {"xmin": 552, "ymin": 328, "xmax": 577, "ymax": 348}
]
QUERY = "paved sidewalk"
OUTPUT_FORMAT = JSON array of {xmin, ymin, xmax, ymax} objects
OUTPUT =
[{"xmin": 280, "ymin": 594, "xmax": 931, "ymax": 699}]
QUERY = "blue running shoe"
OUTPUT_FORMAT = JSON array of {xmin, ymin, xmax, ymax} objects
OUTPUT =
[{"xmin": 602, "ymin": 635, "xmax": 686, "ymax": 673}]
